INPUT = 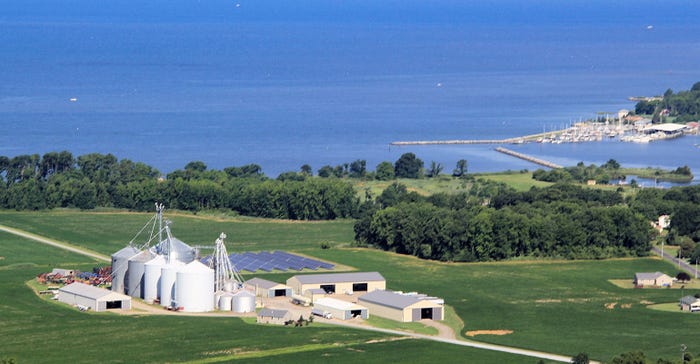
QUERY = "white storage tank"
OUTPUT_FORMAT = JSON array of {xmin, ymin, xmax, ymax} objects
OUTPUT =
[
  {"xmin": 232, "ymin": 290, "xmax": 256, "ymax": 313},
  {"xmin": 218, "ymin": 292, "xmax": 234, "ymax": 311},
  {"xmin": 224, "ymin": 280, "xmax": 236, "ymax": 293},
  {"xmin": 159, "ymin": 262, "xmax": 183, "ymax": 308},
  {"xmin": 111, "ymin": 246, "xmax": 140, "ymax": 294},
  {"xmin": 154, "ymin": 236, "xmax": 196, "ymax": 264},
  {"xmin": 143, "ymin": 255, "xmax": 166, "ymax": 304},
  {"xmin": 126, "ymin": 250, "xmax": 154, "ymax": 298},
  {"xmin": 175, "ymin": 261, "xmax": 215, "ymax": 312}
]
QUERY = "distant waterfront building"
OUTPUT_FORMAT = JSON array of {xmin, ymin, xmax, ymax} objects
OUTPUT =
[
  {"xmin": 656, "ymin": 215, "xmax": 671, "ymax": 232},
  {"xmin": 617, "ymin": 109, "xmax": 630, "ymax": 120}
]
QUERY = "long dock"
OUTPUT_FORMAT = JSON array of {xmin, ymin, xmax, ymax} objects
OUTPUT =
[
  {"xmin": 391, "ymin": 138, "xmax": 519, "ymax": 146},
  {"xmin": 495, "ymin": 147, "xmax": 563, "ymax": 169}
]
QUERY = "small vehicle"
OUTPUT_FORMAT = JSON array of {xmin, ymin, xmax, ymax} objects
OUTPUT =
[{"xmin": 311, "ymin": 308, "xmax": 332, "ymax": 319}]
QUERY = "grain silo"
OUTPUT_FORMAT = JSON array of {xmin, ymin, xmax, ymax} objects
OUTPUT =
[
  {"xmin": 111, "ymin": 246, "xmax": 140, "ymax": 294},
  {"xmin": 232, "ymin": 290, "xmax": 256, "ymax": 313},
  {"xmin": 159, "ymin": 262, "xmax": 183, "ymax": 308},
  {"xmin": 143, "ymin": 255, "xmax": 166, "ymax": 304},
  {"xmin": 154, "ymin": 235, "xmax": 196, "ymax": 264},
  {"xmin": 218, "ymin": 292, "xmax": 234, "ymax": 311},
  {"xmin": 127, "ymin": 250, "xmax": 154, "ymax": 298},
  {"xmin": 175, "ymin": 260, "xmax": 214, "ymax": 312}
]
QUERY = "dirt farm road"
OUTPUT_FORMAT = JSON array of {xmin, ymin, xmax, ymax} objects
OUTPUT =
[
  {"xmin": 1, "ymin": 224, "xmax": 596, "ymax": 363},
  {"xmin": 0, "ymin": 224, "xmax": 110, "ymax": 262}
]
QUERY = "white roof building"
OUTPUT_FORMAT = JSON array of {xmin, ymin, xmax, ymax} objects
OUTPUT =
[{"xmin": 313, "ymin": 297, "xmax": 368, "ymax": 320}]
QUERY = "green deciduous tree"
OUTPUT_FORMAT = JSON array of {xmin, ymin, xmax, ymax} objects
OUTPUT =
[
  {"xmin": 394, "ymin": 153, "xmax": 423, "ymax": 178},
  {"xmin": 375, "ymin": 161, "xmax": 395, "ymax": 181},
  {"xmin": 453, "ymin": 159, "xmax": 468, "ymax": 177}
]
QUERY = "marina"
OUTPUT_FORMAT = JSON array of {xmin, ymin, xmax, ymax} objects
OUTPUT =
[{"xmin": 391, "ymin": 120, "xmax": 697, "ymax": 147}]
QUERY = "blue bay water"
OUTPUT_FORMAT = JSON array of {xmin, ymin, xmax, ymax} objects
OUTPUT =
[{"xmin": 1, "ymin": 1, "xmax": 700, "ymax": 178}]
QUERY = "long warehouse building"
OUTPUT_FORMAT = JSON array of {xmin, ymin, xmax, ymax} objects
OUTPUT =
[
  {"xmin": 59, "ymin": 282, "xmax": 132, "ymax": 312},
  {"xmin": 286, "ymin": 272, "xmax": 385, "ymax": 295},
  {"xmin": 358, "ymin": 290, "xmax": 444, "ymax": 322}
]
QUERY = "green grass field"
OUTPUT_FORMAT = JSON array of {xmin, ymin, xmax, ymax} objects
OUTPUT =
[
  {"xmin": 2, "ymin": 210, "xmax": 700, "ymax": 363},
  {"xmin": 353, "ymin": 172, "xmax": 552, "ymax": 198}
]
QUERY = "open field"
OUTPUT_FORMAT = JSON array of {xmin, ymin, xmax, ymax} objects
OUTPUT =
[
  {"xmin": 2, "ymin": 210, "xmax": 700, "ymax": 362},
  {"xmin": 353, "ymin": 173, "xmax": 553, "ymax": 198},
  {"xmin": 0, "ymin": 232, "xmax": 532, "ymax": 364}
]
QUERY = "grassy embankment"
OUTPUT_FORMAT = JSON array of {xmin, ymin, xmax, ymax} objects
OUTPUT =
[
  {"xmin": 2, "ymin": 211, "xmax": 700, "ymax": 363},
  {"xmin": 620, "ymin": 167, "xmax": 694, "ymax": 183}
]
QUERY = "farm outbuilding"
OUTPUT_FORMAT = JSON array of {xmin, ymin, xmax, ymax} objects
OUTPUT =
[
  {"xmin": 286, "ymin": 272, "xmax": 385, "ymax": 295},
  {"xmin": 313, "ymin": 297, "xmax": 368, "ymax": 320},
  {"xmin": 680, "ymin": 296, "xmax": 700, "ymax": 312},
  {"xmin": 244, "ymin": 277, "xmax": 292, "ymax": 298},
  {"xmin": 257, "ymin": 308, "xmax": 292, "ymax": 325},
  {"xmin": 304, "ymin": 288, "xmax": 326, "ymax": 303},
  {"xmin": 358, "ymin": 290, "xmax": 444, "ymax": 322},
  {"xmin": 634, "ymin": 272, "xmax": 674, "ymax": 287},
  {"xmin": 59, "ymin": 282, "xmax": 132, "ymax": 312}
]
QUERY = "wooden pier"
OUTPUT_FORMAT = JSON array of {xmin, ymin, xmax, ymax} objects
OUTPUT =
[{"xmin": 495, "ymin": 147, "xmax": 562, "ymax": 169}]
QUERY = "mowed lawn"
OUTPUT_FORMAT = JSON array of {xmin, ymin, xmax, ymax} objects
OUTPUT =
[{"xmin": 2, "ymin": 211, "xmax": 700, "ymax": 362}]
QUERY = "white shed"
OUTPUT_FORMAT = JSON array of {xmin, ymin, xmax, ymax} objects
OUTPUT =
[
  {"xmin": 59, "ymin": 282, "xmax": 132, "ymax": 312},
  {"xmin": 313, "ymin": 297, "xmax": 368, "ymax": 320}
]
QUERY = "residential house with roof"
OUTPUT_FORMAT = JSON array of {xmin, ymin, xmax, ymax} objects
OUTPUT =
[
  {"xmin": 634, "ymin": 272, "xmax": 674, "ymax": 287},
  {"xmin": 257, "ymin": 308, "xmax": 292, "ymax": 324}
]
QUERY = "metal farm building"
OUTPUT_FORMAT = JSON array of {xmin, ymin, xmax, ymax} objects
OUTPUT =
[
  {"xmin": 59, "ymin": 282, "xmax": 132, "ymax": 312},
  {"xmin": 244, "ymin": 277, "xmax": 292, "ymax": 298},
  {"xmin": 313, "ymin": 297, "xmax": 368, "ymax": 320},
  {"xmin": 358, "ymin": 290, "xmax": 444, "ymax": 322},
  {"xmin": 286, "ymin": 272, "xmax": 385, "ymax": 295}
]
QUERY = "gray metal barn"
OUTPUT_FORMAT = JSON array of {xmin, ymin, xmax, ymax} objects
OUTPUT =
[
  {"xmin": 244, "ymin": 277, "xmax": 292, "ymax": 298},
  {"xmin": 358, "ymin": 290, "xmax": 443, "ymax": 322},
  {"xmin": 59, "ymin": 282, "xmax": 132, "ymax": 312}
]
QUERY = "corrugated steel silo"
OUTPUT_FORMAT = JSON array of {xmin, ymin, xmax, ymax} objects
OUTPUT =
[
  {"xmin": 111, "ymin": 246, "xmax": 140, "ymax": 294},
  {"xmin": 218, "ymin": 292, "xmax": 234, "ymax": 311},
  {"xmin": 159, "ymin": 262, "xmax": 183, "ymax": 308},
  {"xmin": 154, "ymin": 236, "xmax": 196, "ymax": 264},
  {"xmin": 175, "ymin": 261, "xmax": 214, "ymax": 312},
  {"xmin": 127, "ymin": 250, "xmax": 154, "ymax": 298},
  {"xmin": 232, "ymin": 290, "xmax": 256, "ymax": 313},
  {"xmin": 143, "ymin": 255, "xmax": 166, "ymax": 304}
]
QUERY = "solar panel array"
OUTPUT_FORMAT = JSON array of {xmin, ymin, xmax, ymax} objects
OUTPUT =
[{"xmin": 200, "ymin": 251, "xmax": 334, "ymax": 273}]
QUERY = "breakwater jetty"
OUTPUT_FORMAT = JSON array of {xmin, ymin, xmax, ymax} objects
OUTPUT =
[
  {"xmin": 391, "ymin": 138, "xmax": 522, "ymax": 146},
  {"xmin": 495, "ymin": 147, "xmax": 563, "ymax": 169}
]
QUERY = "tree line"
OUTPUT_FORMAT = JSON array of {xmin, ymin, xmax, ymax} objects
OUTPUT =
[
  {"xmin": 355, "ymin": 180, "xmax": 700, "ymax": 262},
  {"xmin": 0, "ymin": 151, "xmax": 451, "ymax": 219},
  {"xmin": 635, "ymin": 81, "xmax": 700, "ymax": 123},
  {"xmin": 0, "ymin": 152, "xmax": 359, "ymax": 219}
]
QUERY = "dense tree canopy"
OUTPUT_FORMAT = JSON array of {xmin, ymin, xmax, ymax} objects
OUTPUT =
[
  {"xmin": 0, "ymin": 152, "xmax": 358, "ymax": 220},
  {"xmin": 355, "ymin": 181, "xmax": 657, "ymax": 261},
  {"xmin": 394, "ymin": 153, "xmax": 423, "ymax": 178},
  {"xmin": 635, "ymin": 81, "xmax": 700, "ymax": 122}
]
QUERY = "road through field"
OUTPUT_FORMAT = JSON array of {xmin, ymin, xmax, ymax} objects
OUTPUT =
[
  {"xmin": 323, "ymin": 319, "xmax": 597, "ymax": 364},
  {"xmin": 0, "ymin": 224, "xmax": 110, "ymax": 262},
  {"xmin": 2, "ymin": 224, "xmax": 595, "ymax": 363}
]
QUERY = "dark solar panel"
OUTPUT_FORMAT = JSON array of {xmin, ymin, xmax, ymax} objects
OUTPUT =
[{"xmin": 223, "ymin": 250, "xmax": 333, "ymax": 272}]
